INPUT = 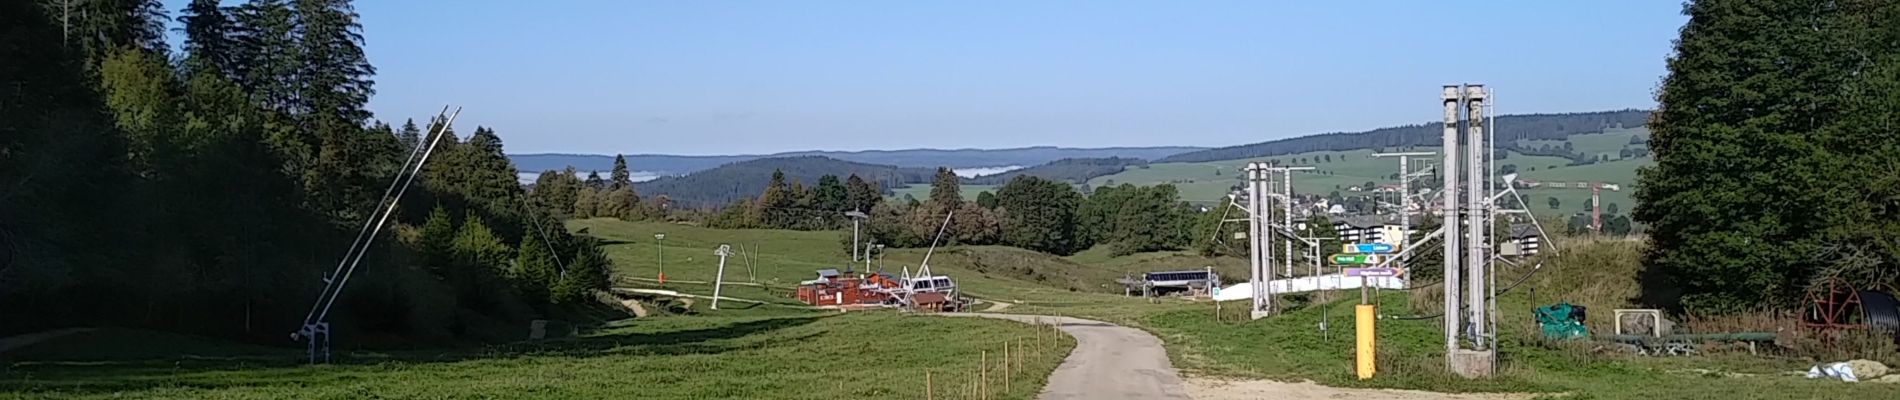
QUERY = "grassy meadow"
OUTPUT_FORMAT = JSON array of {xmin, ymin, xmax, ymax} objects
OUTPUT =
[{"xmin": 1, "ymin": 313, "xmax": 1072, "ymax": 400}]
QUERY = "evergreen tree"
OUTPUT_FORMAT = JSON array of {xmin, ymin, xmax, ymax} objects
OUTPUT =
[
  {"xmin": 610, "ymin": 154, "xmax": 632, "ymax": 190},
  {"xmin": 418, "ymin": 205, "xmax": 456, "ymax": 273},
  {"xmin": 844, "ymin": 174, "xmax": 880, "ymax": 212},
  {"xmin": 584, "ymin": 170, "xmax": 606, "ymax": 190},
  {"xmin": 976, "ymin": 191, "xmax": 998, "ymax": 209},
  {"xmin": 928, "ymin": 167, "xmax": 962, "ymax": 210},
  {"xmin": 515, "ymin": 230, "xmax": 560, "ymax": 304},
  {"xmin": 994, "ymin": 176, "xmax": 1085, "ymax": 255},
  {"xmin": 814, "ymin": 174, "xmax": 847, "ymax": 211},
  {"xmin": 553, "ymin": 239, "xmax": 611, "ymax": 304},
  {"xmin": 177, "ymin": 0, "xmax": 238, "ymax": 77},
  {"xmin": 1636, "ymin": 0, "xmax": 1874, "ymax": 312},
  {"xmin": 397, "ymin": 118, "xmax": 421, "ymax": 151},
  {"xmin": 530, "ymin": 167, "xmax": 582, "ymax": 217},
  {"xmin": 756, "ymin": 169, "xmax": 792, "ymax": 227}
]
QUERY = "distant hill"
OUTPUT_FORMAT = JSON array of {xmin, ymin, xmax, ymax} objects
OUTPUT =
[
  {"xmin": 510, "ymin": 146, "xmax": 1203, "ymax": 176},
  {"xmin": 635, "ymin": 156, "xmax": 937, "ymax": 208},
  {"xmin": 964, "ymin": 157, "xmax": 1149, "ymax": 185},
  {"xmin": 1159, "ymin": 110, "xmax": 1650, "ymax": 163}
]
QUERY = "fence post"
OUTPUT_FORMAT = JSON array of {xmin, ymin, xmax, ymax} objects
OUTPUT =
[
  {"xmin": 925, "ymin": 369, "xmax": 933, "ymax": 400},
  {"xmin": 981, "ymin": 350, "xmax": 988, "ymax": 400},
  {"xmin": 1004, "ymin": 341, "xmax": 1011, "ymax": 393}
]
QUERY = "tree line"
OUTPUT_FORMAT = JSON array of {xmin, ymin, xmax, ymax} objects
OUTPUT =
[
  {"xmin": 1160, "ymin": 110, "xmax": 1650, "ymax": 163},
  {"xmin": 1637, "ymin": 0, "xmax": 1900, "ymax": 313},
  {"xmin": 1, "ymin": 0, "xmax": 607, "ymax": 344},
  {"xmin": 698, "ymin": 167, "xmax": 1201, "ymax": 256}
]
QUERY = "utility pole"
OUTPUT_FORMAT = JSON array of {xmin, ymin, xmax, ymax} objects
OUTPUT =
[
  {"xmin": 1440, "ymin": 85, "xmax": 1464, "ymax": 365},
  {"xmin": 1243, "ymin": 162, "xmax": 1274, "ymax": 319},
  {"xmin": 712, "ymin": 245, "xmax": 732, "ymax": 310},
  {"xmin": 1464, "ymin": 85, "xmax": 1489, "ymax": 352},
  {"xmin": 655, "ymin": 233, "xmax": 667, "ymax": 285},
  {"xmin": 846, "ymin": 211, "xmax": 869, "ymax": 262},
  {"xmin": 1268, "ymin": 167, "xmax": 1315, "ymax": 278},
  {"xmin": 1372, "ymin": 152, "xmax": 1434, "ymax": 289},
  {"xmin": 1440, "ymin": 84, "xmax": 1496, "ymax": 378}
]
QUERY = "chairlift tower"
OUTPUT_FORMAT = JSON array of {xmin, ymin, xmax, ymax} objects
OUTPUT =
[
  {"xmin": 1242, "ymin": 162, "xmax": 1275, "ymax": 319},
  {"xmin": 1441, "ymin": 84, "xmax": 1497, "ymax": 377}
]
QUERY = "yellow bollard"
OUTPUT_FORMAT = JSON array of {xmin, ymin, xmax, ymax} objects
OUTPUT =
[{"xmin": 1355, "ymin": 304, "xmax": 1376, "ymax": 380}]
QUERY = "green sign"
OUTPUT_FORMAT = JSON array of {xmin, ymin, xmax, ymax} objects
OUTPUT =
[{"xmin": 1331, "ymin": 254, "xmax": 1379, "ymax": 265}]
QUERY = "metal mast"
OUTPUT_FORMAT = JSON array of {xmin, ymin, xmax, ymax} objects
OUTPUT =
[
  {"xmin": 1372, "ymin": 151, "xmax": 1433, "ymax": 288},
  {"xmin": 1439, "ymin": 86, "xmax": 1463, "ymax": 358},
  {"xmin": 1244, "ymin": 162, "xmax": 1274, "ymax": 319},
  {"xmin": 1464, "ymin": 85, "xmax": 1489, "ymax": 350}
]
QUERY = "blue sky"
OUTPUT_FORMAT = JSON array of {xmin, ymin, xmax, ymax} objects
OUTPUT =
[{"xmin": 166, "ymin": 1, "xmax": 1687, "ymax": 155}]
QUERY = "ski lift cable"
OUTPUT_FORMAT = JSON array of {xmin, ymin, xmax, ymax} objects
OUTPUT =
[{"xmin": 518, "ymin": 194, "xmax": 570, "ymax": 277}]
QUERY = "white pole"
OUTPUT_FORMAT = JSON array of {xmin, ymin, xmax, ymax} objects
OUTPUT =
[
  {"xmin": 712, "ymin": 245, "xmax": 731, "ymax": 310},
  {"xmin": 1284, "ymin": 168, "xmax": 1299, "ymax": 278},
  {"xmin": 1440, "ymin": 86, "xmax": 1463, "ymax": 354},
  {"xmin": 1465, "ymin": 85, "xmax": 1489, "ymax": 349}
]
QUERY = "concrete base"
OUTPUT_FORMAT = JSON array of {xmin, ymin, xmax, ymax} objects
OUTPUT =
[
  {"xmin": 1448, "ymin": 349, "xmax": 1495, "ymax": 378},
  {"xmin": 1251, "ymin": 310, "xmax": 1273, "ymax": 320}
]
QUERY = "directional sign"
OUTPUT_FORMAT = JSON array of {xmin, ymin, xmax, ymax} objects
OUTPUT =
[
  {"xmin": 1345, "ymin": 267, "xmax": 1404, "ymax": 277},
  {"xmin": 1331, "ymin": 254, "xmax": 1380, "ymax": 265},
  {"xmin": 1342, "ymin": 243, "xmax": 1397, "ymax": 254}
]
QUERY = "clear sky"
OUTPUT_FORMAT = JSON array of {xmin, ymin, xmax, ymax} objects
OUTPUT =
[{"xmin": 166, "ymin": 1, "xmax": 1687, "ymax": 155}]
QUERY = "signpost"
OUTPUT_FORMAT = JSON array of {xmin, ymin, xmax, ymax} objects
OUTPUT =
[
  {"xmin": 1342, "ymin": 243, "xmax": 1397, "ymax": 254},
  {"xmin": 1331, "ymin": 254, "xmax": 1380, "ymax": 265},
  {"xmin": 1345, "ymin": 268, "xmax": 1404, "ymax": 278},
  {"xmin": 1336, "ymin": 242, "xmax": 1400, "ymax": 381}
]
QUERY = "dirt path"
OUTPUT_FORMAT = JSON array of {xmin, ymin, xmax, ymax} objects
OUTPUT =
[
  {"xmin": 981, "ymin": 299, "xmax": 1014, "ymax": 312},
  {"xmin": 1187, "ymin": 378, "xmax": 1531, "ymax": 400},
  {"xmin": 0, "ymin": 328, "xmax": 92, "ymax": 355},
  {"xmin": 952, "ymin": 313, "xmax": 1527, "ymax": 400},
  {"xmin": 951, "ymin": 313, "xmax": 1192, "ymax": 400}
]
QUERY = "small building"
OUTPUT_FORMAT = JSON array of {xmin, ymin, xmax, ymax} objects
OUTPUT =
[
  {"xmin": 1333, "ymin": 215, "xmax": 1413, "ymax": 246},
  {"xmin": 794, "ymin": 268, "xmax": 896, "ymax": 307},
  {"xmin": 1500, "ymin": 224, "xmax": 1542, "ymax": 258},
  {"xmin": 1123, "ymin": 269, "xmax": 1220, "ymax": 298}
]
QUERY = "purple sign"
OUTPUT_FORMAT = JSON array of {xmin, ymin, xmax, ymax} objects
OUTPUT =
[{"xmin": 1345, "ymin": 268, "xmax": 1402, "ymax": 277}]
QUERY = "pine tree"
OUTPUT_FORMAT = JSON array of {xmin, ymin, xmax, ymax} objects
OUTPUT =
[
  {"xmin": 515, "ymin": 230, "xmax": 560, "ymax": 304},
  {"xmin": 397, "ymin": 118, "xmax": 421, "ymax": 151},
  {"xmin": 1636, "ymin": 0, "xmax": 1870, "ymax": 312},
  {"xmin": 756, "ymin": 169, "xmax": 791, "ymax": 228},
  {"xmin": 553, "ymin": 241, "xmax": 612, "ymax": 304},
  {"xmin": 418, "ymin": 205, "xmax": 456, "ymax": 275},
  {"xmin": 178, "ymin": 0, "xmax": 238, "ymax": 77},
  {"xmin": 928, "ymin": 167, "xmax": 962, "ymax": 210},
  {"xmin": 844, "ymin": 174, "xmax": 881, "ymax": 212},
  {"xmin": 584, "ymin": 171, "xmax": 606, "ymax": 190},
  {"xmin": 610, "ymin": 154, "xmax": 632, "ymax": 190},
  {"xmin": 814, "ymin": 175, "xmax": 847, "ymax": 211}
]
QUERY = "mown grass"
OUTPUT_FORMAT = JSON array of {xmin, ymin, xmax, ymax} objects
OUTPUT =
[
  {"xmin": 1010, "ymin": 238, "xmax": 1900, "ymax": 399},
  {"xmin": 0, "ymin": 312, "xmax": 1073, "ymax": 400}
]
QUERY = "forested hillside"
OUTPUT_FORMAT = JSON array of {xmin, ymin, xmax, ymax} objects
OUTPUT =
[
  {"xmin": 964, "ymin": 157, "xmax": 1148, "ymax": 185},
  {"xmin": 634, "ymin": 156, "xmax": 936, "ymax": 208},
  {"xmin": 0, "ymin": 0, "xmax": 607, "ymax": 345},
  {"xmin": 510, "ymin": 146, "xmax": 1202, "ymax": 175},
  {"xmin": 1160, "ymin": 110, "xmax": 1649, "ymax": 163}
]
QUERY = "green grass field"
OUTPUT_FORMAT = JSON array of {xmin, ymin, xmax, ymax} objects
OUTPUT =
[
  {"xmin": 13, "ymin": 217, "xmax": 1874, "ymax": 400},
  {"xmin": 1002, "ymin": 238, "xmax": 1899, "ymax": 400},
  {"xmin": 1080, "ymin": 129, "xmax": 1652, "ymax": 219},
  {"xmin": 0, "ymin": 313, "xmax": 1072, "ymax": 400}
]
